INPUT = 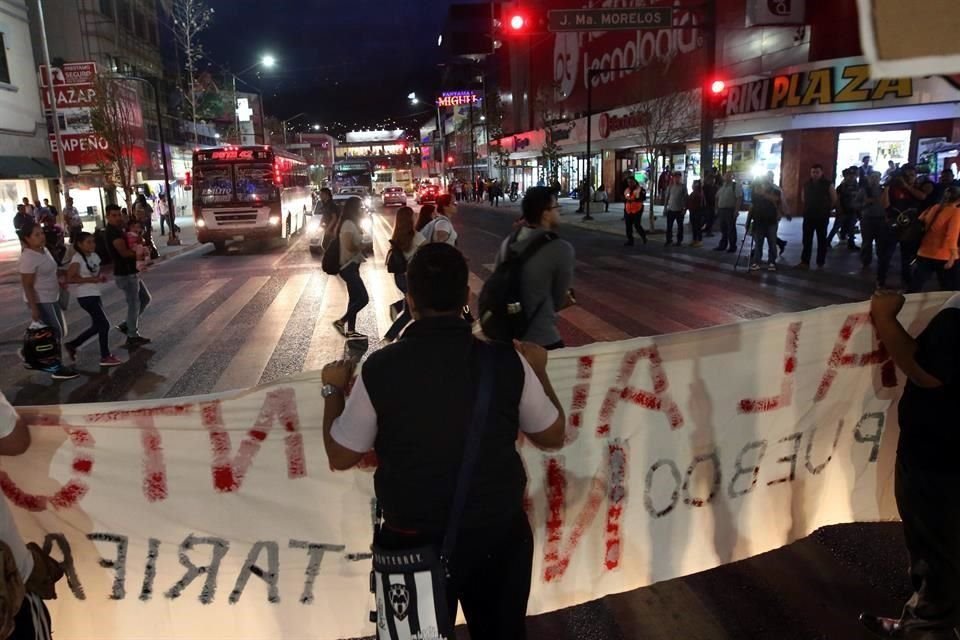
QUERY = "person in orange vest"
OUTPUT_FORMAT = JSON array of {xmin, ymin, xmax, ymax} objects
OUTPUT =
[{"xmin": 624, "ymin": 177, "xmax": 648, "ymax": 246}]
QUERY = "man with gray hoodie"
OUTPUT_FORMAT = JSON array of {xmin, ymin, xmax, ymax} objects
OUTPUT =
[{"xmin": 495, "ymin": 187, "xmax": 576, "ymax": 350}]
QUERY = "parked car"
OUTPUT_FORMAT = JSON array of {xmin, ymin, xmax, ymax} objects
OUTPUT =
[{"xmin": 382, "ymin": 186, "xmax": 407, "ymax": 207}]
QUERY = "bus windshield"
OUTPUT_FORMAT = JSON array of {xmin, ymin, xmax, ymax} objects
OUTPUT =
[
  {"xmin": 235, "ymin": 165, "xmax": 278, "ymax": 202},
  {"xmin": 196, "ymin": 165, "xmax": 233, "ymax": 205}
]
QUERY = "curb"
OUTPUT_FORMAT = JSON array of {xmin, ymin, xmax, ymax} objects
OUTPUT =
[
  {"xmin": 461, "ymin": 202, "xmax": 649, "ymax": 239},
  {"xmin": 153, "ymin": 241, "xmax": 212, "ymax": 265}
]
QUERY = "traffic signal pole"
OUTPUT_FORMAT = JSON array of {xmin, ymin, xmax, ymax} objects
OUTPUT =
[{"xmin": 699, "ymin": 1, "xmax": 718, "ymax": 175}]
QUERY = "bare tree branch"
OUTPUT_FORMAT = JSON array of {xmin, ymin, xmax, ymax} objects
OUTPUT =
[
  {"xmin": 90, "ymin": 76, "xmax": 141, "ymax": 210},
  {"xmin": 171, "ymin": 0, "xmax": 214, "ymax": 145}
]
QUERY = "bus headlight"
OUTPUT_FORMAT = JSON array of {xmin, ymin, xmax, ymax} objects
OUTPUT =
[
  {"xmin": 308, "ymin": 218, "xmax": 321, "ymax": 234},
  {"xmin": 268, "ymin": 216, "xmax": 281, "ymax": 226},
  {"xmin": 364, "ymin": 196, "xmax": 373, "ymax": 208},
  {"xmin": 360, "ymin": 217, "xmax": 373, "ymax": 235},
  {"xmin": 196, "ymin": 218, "xmax": 206, "ymax": 228}
]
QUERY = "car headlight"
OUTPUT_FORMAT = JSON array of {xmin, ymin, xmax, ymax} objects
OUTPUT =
[
  {"xmin": 268, "ymin": 216, "xmax": 280, "ymax": 226},
  {"xmin": 360, "ymin": 217, "xmax": 373, "ymax": 235},
  {"xmin": 364, "ymin": 197, "xmax": 373, "ymax": 207}
]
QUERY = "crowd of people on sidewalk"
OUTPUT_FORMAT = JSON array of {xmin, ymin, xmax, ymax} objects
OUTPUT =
[
  {"xmin": 14, "ymin": 195, "xmax": 160, "ymax": 380},
  {"xmin": 558, "ymin": 161, "xmax": 960, "ymax": 290}
]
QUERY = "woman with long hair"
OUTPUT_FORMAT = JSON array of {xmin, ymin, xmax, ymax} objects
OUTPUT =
[
  {"xmin": 415, "ymin": 203, "xmax": 435, "ymax": 232},
  {"xmin": 332, "ymin": 197, "xmax": 370, "ymax": 338},
  {"xmin": 422, "ymin": 193, "xmax": 458, "ymax": 245},
  {"xmin": 908, "ymin": 185, "xmax": 960, "ymax": 292},
  {"xmin": 64, "ymin": 232, "xmax": 122, "ymax": 366},
  {"xmin": 18, "ymin": 220, "xmax": 77, "ymax": 379},
  {"xmin": 383, "ymin": 206, "xmax": 425, "ymax": 342}
]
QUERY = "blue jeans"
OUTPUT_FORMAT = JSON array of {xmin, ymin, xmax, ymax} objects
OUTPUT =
[
  {"xmin": 752, "ymin": 220, "xmax": 779, "ymax": 265},
  {"xmin": 338, "ymin": 262, "xmax": 369, "ymax": 332},
  {"xmin": 384, "ymin": 273, "xmax": 411, "ymax": 341},
  {"xmin": 67, "ymin": 296, "xmax": 111, "ymax": 358},
  {"xmin": 34, "ymin": 302, "xmax": 66, "ymax": 346},
  {"xmin": 114, "ymin": 274, "xmax": 151, "ymax": 338},
  {"xmin": 666, "ymin": 210, "xmax": 685, "ymax": 244}
]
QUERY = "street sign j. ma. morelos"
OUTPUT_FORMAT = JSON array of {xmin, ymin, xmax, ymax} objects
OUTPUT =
[{"xmin": 548, "ymin": 8, "xmax": 673, "ymax": 32}]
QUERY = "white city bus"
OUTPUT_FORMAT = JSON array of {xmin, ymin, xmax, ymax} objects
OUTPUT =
[{"xmin": 193, "ymin": 146, "xmax": 312, "ymax": 251}]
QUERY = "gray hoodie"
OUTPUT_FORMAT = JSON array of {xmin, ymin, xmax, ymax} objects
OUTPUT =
[{"xmin": 496, "ymin": 227, "xmax": 575, "ymax": 347}]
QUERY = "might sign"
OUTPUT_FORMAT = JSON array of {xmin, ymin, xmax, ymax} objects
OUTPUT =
[{"xmin": 548, "ymin": 8, "xmax": 672, "ymax": 32}]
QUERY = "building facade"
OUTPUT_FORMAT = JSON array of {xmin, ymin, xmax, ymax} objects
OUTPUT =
[
  {"xmin": 495, "ymin": 0, "xmax": 960, "ymax": 210},
  {"xmin": 0, "ymin": 0, "xmax": 58, "ymax": 241}
]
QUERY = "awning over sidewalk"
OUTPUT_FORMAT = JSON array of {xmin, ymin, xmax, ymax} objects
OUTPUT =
[{"xmin": 0, "ymin": 156, "xmax": 60, "ymax": 180}]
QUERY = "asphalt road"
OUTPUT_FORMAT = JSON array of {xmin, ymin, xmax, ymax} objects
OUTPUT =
[{"xmin": 0, "ymin": 202, "xmax": 910, "ymax": 639}]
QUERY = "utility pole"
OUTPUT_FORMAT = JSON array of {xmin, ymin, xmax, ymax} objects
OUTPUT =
[{"xmin": 36, "ymin": 0, "xmax": 68, "ymax": 208}]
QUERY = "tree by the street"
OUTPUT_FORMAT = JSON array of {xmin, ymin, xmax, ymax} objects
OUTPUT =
[
  {"xmin": 535, "ymin": 83, "xmax": 568, "ymax": 187},
  {"xmin": 633, "ymin": 89, "xmax": 700, "ymax": 227},
  {"xmin": 171, "ymin": 0, "xmax": 215, "ymax": 145},
  {"xmin": 484, "ymin": 90, "xmax": 511, "ymax": 183},
  {"xmin": 90, "ymin": 76, "xmax": 142, "ymax": 211}
]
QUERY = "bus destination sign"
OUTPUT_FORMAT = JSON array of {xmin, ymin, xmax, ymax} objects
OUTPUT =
[
  {"xmin": 547, "ymin": 8, "xmax": 673, "ymax": 32},
  {"xmin": 196, "ymin": 148, "xmax": 272, "ymax": 162}
]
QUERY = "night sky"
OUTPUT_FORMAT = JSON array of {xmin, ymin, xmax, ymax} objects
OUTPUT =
[{"xmin": 204, "ymin": 0, "xmax": 471, "ymax": 133}]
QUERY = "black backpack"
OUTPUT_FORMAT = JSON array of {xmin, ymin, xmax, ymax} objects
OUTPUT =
[
  {"xmin": 478, "ymin": 230, "xmax": 557, "ymax": 342},
  {"xmin": 385, "ymin": 239, "xmax": 408, "ymax": 274},
  {"xmin": 321, "ymin": 222, "xmax": 342, "ymax": 275},
  {"xmin": 94, "ymin": 228, "xmax": 113, "ymax": 265}
]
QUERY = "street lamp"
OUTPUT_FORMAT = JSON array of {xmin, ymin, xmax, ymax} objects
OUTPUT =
[
  {"xmin": 232, "ymin": 54, "xmax": 275, "ymax": 145},
  {"xmin": 408, "ymin": 92, "xmax": 419, "ymax": 105},
  {"xmin": 312, "ymin": 123, "xmax": 321, "ymax": 131}
]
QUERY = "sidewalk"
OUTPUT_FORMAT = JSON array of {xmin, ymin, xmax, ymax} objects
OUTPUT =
[
  {"xmin": 462, "ymin": 196, "xmax": 685, "ymax": 236},
  {"xmin": 0, "ymin": 216, "xmax": 203, "ymax": 264}
]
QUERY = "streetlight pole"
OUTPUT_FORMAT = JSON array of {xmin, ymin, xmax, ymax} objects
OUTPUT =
[
  {"xmin": 282, "ymin": 112, "xmax": 307, "ymax": 145},
  {"xmin": 35, "ymin": 0, "xmax": 68, "ymax": 208}
]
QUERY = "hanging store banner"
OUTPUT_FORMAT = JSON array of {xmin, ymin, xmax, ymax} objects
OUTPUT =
[
  {"xmin": 38, "ymin": 62, "xmax": 147, "ymax": 168},
  {"xmin": 857, "ymin": 0, "xmax": 960, "ymax": 78},
  {"xmin": 2, "ymin": 293, "xmax": 952, "ymax": 639}
]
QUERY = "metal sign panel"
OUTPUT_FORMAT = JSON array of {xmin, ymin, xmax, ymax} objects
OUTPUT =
[{"xmin": 547, "ymin": 8, "xmax": 672, "ymax": 32}]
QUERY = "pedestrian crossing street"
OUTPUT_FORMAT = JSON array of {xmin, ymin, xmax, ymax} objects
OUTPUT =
[{"xmin": 0, "ymin": 209, "xmax": 879, "ymax": 407}]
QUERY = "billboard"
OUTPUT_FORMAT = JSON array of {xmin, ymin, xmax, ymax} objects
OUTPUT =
[{"xmin": 39, "ymin": 62, "xmax": 147, "ymax": 168}]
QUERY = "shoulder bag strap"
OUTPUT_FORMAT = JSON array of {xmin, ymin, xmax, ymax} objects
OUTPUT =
[{"xmin": 439, "ymin": 341, "xmax": 495, "ymax": 571}]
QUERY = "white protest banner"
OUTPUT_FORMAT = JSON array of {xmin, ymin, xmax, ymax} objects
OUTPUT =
[{"xmin": 2, "ymin": 293, "xmax": 951, "ymax": 639}]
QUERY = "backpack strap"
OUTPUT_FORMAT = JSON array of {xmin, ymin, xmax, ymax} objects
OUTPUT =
[{"xmin": 439, "ymin": 341, "xmax": 495, "ymax": 573}]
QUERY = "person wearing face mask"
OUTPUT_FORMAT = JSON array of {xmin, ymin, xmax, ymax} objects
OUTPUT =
[{"xmin": 493, "ymin": 187, "xmax": 576, "ymax": 350}]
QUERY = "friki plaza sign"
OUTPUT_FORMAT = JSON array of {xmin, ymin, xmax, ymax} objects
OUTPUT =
[{"xmin": 724, "ymin": 63, "xmax": 913, "ymax": 117}]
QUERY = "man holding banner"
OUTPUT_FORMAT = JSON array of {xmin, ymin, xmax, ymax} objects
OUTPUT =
[
  {"xmin": 862, "ymin": 292, "xmax": 960, "ymax": 639},
  {"xmin": 322, "ymin": 243, "xmax": 566, "ymax": 638}
]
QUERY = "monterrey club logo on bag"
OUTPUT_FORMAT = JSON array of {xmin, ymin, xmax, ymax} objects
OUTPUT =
[{"xmin": 388, "ymin": 584, "xmax": 411, "ymax": 621}]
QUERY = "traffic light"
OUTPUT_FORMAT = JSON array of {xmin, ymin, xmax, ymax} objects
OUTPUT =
[
  {"xmin": 706, "ymin": 79, "xmax": 728, "ymax": 118},
  {"xmin": 508, "ymin": 13, "xmax": 527, "ymax": 31},
  {"xmin": 497, "ymin": 5, "xmax": 545, "ymax": 36}
]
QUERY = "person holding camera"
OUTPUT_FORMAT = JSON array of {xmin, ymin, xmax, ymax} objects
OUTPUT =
[{"xmin": 881, "ymin": 163, "xmax": 935, "ymax": 290}]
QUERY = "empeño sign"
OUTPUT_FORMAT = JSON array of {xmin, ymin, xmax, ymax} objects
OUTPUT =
[
  {"xmin": 548, "ymin": 8, "xmax": 672, "ymax": 32},
  {"xmin": 725, "ymin": 62, "xmax": 913, "ymax": 117}
]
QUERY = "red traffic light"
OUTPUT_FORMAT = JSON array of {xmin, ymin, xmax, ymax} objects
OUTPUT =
[
  {"xmin": 509, "ymin": 14, "xmax": 526, "ymax": 30},
  {"xmin": 446, "ymin": 155, "xmax": 455, "ymax": 163},
  {"xmin": 710, "ymin": 80, "xmax": 726, "ymax": 95}
]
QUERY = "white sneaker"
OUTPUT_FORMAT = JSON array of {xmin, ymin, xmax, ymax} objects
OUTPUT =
[{"xmin": 749, "ymin": 263, "xmax": 761, "ymax": 271}]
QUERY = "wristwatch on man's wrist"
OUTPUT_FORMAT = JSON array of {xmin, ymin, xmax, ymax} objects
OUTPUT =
[{"xmin": 321, "ymin": 383, "xmax": 344, "ymax": 399}]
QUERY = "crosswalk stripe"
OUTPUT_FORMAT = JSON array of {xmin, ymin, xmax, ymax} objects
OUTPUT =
[
  {"xmin": 129, "ymin": 276, "xmax": 270, "ymax": 400},
  {"xmin": 303, "ymin": 273, "xmax": 349, "ymax": 373},
  {"xmin": 212, "ymin": 273, "xmax": 312, "ymax": 393}
]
